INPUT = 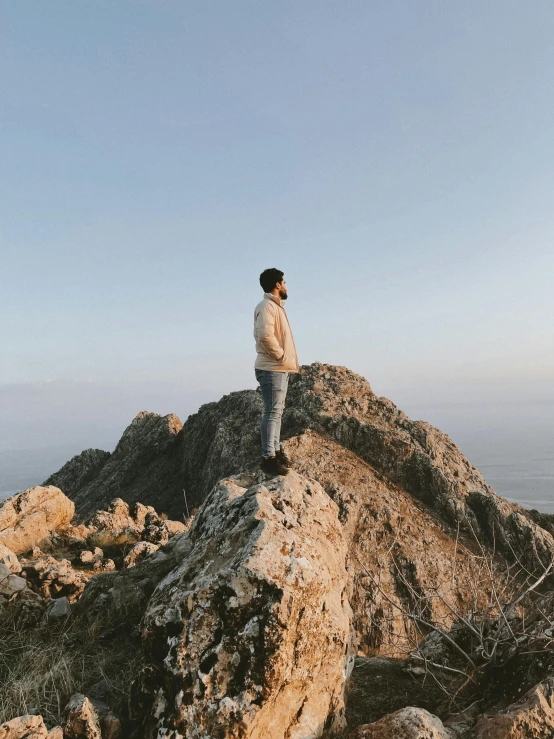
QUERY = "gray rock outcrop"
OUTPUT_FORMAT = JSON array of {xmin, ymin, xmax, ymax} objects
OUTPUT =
[
  {"xmin": 0, "ymin": 563, "xmax": 27, "ymax": 600},
  {"xmin": 182, "ymin": 364, "xmax": 553, "ymax": 574},
  {"xmin": 42, "ymin": 449, "xmax": 110, "ymax": 497},
  {"xmin": 44, "ymin": 412, "xmax": 184, "ymax": 519}
]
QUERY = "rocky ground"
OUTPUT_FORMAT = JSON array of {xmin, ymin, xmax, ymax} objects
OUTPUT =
[{"xmin": 1, "ymin": 363, "xmax": 554, "ymax": 738}]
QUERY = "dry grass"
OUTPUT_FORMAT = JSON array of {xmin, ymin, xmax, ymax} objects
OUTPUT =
[
  {"xmin": 0, "ymin": 597, "xmax": 144, "ymax": 729},
  {"xmin": 86, "ymin": 529, "xmax": 139, "ymax": 552}
]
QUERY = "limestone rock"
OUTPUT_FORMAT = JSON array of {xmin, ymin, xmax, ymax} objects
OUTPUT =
[
  {"xmin": 141, "ymin": 520, "xmax": 168, "ymax": 546},
  {"xmin": 84, "ymin": 498, "xmax": 183, "ymax": 553},
  {"xmin": 23, "ymin": 556, "xmax": 87, "ymax": 601},
  {"xmin": 123, "ymin": 541, "xmax": 159, "ymax": 568},
  {"xmin": 42, "ymin": 595, "xmax": 71, "ymax": 622},
  {"xmin": 475, "ymin": 676, "xmax": 554, "ymax": 738},
  {"xmin": 0, "ymin": 575, "xmax": 27, "ymax": 600},
  {"xmin": 63, "ymin": 694, "xmax": 102, "ymax": 739},
  {"xmin": 348, "ymin": 706, "xmax": 455, "ymax": 738},
  {"xmin": 130, "ymin": 502, "xmax": 157, "ymax": 527},
  {"xmin": 0, "ymin": 715, "xmax": 48, "ymax": 738},
  {"xmin": 87, "ymin": 504, "xmax": 143, "ymax": 541},
  {"xmin": 162, "ymin": 519, "xmax": 187, "ymax": 536},
  {"xmin": 0, "ymin": 714, "xmax": 61, "ymax": 738},
  {"xmin": 74, "ymin": 529, "xmax": 192, "ymax": 623},
  {"xmin": 79, "ymin": 550, "xmax": 94, "ymax": 564},
  {"xmin": 55, "ymin": 522, "xmax": 94, "ymax": 548},
  {"xmin": 285, "ymin": 431, "xmax": 510, "ymax": 655},
  {"xmin": 0, "ymin": 486, "xmax": 74, "ymax": 555},
  {"xmin": 137, "ymin": 471, "xmax": 354, "ymax": 739},
  {"xmin": 0, "ymin": 563, "xmax": 27, "ymax": 599},
  {"xmin": 45, "ymin": 412, "xmax": 184, "ymax": 519},
  {"xmin": 100, "ymin": 712, "xmax": 121, "ymax": 739},
  {"xmin": 0, "ymin": 543, "xmax": 22, "ymax": 574}
]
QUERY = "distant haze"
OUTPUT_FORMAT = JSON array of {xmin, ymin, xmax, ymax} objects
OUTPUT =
[{"xmin": 1, "ymin": 369, "xmax": 552, "ymax": 513}]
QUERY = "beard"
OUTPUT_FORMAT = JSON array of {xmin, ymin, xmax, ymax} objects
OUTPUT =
[{"xmin": 279, "ymin": 289, "xmax": 288, "ymax": 300}]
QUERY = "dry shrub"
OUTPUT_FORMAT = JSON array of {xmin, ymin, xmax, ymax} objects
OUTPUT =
[
  {"xmin": 86, "ymin": 529, "xmax": 139, "ymax": 551},
  {"xmin": 357, "ymin": 521, "xmax": 554, "ymax": 716}
]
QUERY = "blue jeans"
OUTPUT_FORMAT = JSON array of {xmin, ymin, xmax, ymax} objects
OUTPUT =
[{"xmin": 255, "ymin": 369, "xmax": 290, "ymax": 457}]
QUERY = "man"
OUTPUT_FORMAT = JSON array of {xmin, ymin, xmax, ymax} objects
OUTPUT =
[{"xmin": 253, "ymin": 268, "xmax": 300, "ymax": 475}]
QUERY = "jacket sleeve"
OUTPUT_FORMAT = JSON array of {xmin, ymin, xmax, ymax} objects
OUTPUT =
[{"xmin": 255, "ymin": 304, "xmax": 284, "ymax": 361}]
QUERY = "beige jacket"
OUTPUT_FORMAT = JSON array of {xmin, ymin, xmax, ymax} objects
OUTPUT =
[{"xmin": 253, "ymin": 293, "xmax": 300, "ymax": 373}]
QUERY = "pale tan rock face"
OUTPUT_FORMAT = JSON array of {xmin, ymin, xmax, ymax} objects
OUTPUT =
[
  {"xmin": 475, "ymin": 677, "xmax": 554, "ymax": 738},
  {"xmin": 0, "ymin": 486, "xmax": 74, "ymax": 555},
  {"xmin": 0, "ymin": 714, "xmax": 50, "ymax": 738},
  {"xmin": 348, "ymin": 706, "xmax": 455, "ymax": 738},
  {"xmin": 138, "ymin": 471, "xmax": 354, "ymax": 739},
  {"xmin": 285, "ymin": 431, "xmax": 509, "ymax": 656}
]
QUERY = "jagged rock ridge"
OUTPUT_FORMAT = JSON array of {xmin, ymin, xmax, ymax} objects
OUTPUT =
[
  {"xmin": 45, "ymin": 411, "xmax": 184, "ymax": 518},
  {"xmin": 41, "ymin": 363, "xmax": 554, "ymax": 653}
]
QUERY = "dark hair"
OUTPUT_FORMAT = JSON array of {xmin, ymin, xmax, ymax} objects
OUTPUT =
[{"xmin": 259, "ymin": 268, "xmax": 284, "ymax": 293}]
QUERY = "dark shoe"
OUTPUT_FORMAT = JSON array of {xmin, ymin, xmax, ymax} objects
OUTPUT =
[
  {"xmin": 260, "ymin": 455, "xmax": 289, "ymax": 476},
  {"xmin": 275, "ymin": 447, "xmax": 292, "ymax": 468}
]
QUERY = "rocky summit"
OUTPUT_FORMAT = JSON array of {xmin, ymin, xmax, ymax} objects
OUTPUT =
[{"xmin": 1, "ymin": 363, "xmax": 554, "ymax": 738}]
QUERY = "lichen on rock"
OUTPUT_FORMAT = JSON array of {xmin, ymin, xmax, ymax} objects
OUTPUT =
[{"xmin": 136, "ymin": 470, "xmax": 354, "ymax": 739}]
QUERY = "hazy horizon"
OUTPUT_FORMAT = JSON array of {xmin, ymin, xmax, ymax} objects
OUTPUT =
[{"xmin": 1, "ymin": 365, "xmax": 552, "ymax": 513}]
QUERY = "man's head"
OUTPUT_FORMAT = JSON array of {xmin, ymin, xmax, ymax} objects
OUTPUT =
[{"xmin": 259, "ymin": 267, "xmax": 288, "ymax": 300}]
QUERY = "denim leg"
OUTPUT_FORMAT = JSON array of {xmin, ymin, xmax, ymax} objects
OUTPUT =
[
  {"xmin": 272, "ymin": 372, "xmax": 289, "ymax": 452},
  {"xmin": 255, "ymin": 370, "xmax": 289, "ymax": 456}
]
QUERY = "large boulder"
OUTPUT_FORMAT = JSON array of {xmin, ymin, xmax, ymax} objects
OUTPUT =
[
  {"xmin": 135, "ymin": 471, "xmax": 354, "ymax": 739},
  {"xmin": 282, "ymin": 365, "xmax": 554, "ymax": 575},
  {"xmin": 0, "ymin": 486, "xmax": 74, "ymax": 555}
]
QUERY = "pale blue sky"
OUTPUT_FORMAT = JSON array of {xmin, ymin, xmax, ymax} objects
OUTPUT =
[{"xmin": 1, "ymin": 1, "xmax": 553, "ymax": 461}]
